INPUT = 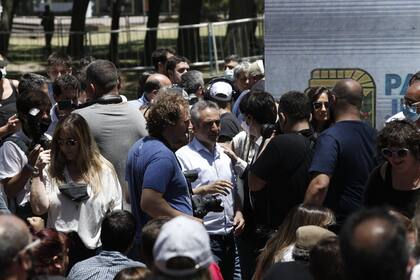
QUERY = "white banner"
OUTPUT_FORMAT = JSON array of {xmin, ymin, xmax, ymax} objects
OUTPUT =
[{"xmin": 265, "ymin": 0, "xmax": 420, "ymax": 127}]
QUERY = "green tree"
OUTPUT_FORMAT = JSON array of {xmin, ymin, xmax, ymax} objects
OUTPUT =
[
  {"xmin": 143, "ymin": 0, "xmax": 162, "ymax": 66},
  {"xmin": 109, "ymin": 0, "xmax": 121, "ymax": 65},
  {"xmin": 67, "ymin": 0, "xmax": 90, "ymax": 59},
  {"xmin": 177, "ymin": 0, "xmax": 203, "ymax": 62},
  {"xmin": 0, "ymin": 0, "xmax": 19, "ymax": 56},
  {"xmin": 225, "ymin": 0, "xmax": 259, "ymax": 57}
]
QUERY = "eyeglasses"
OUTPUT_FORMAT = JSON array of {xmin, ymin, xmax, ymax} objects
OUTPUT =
[
  {"xmin": 313, "ymin": 101, "xmax": 329, "ymax": 110},
  {"xmin": 381, "ymin": 148, "xmax": 410, "ymax": 158},
  {"xmin": 203, "ymin": 120, "xmax": 221, "ymax": 128},
  {"xmin": 57, "ymin": 139, "xmax": 78, "ymax": 146}
]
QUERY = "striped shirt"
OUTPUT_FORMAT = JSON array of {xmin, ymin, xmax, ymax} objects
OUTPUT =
[{"xmin": 67, "ymin": 250, "xmax": 146, "ymax": 280}]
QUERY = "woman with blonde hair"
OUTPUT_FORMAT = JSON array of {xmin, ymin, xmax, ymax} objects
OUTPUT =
[
  {"xmin": 253, "ymin": 204, "xmax": 335, "ymax": 280},
  {"xmin": 30, "ymin": 113, "xmax": 122, "ymax": 266}
]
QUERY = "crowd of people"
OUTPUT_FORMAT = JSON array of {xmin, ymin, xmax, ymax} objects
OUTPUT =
[{"xmin": 0, "ymin": 48, "xmax": 419, "ymax": 280}]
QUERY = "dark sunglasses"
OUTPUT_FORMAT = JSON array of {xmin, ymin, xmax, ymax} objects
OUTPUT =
[
  {"xmin": 381, "ymin": 148, "xmax": 410, "ymax": 158},
  {"xmin": 203, "ymin": 120, "xmax": 221, "ymax": 127},
  {"xmin": 57, "ymin": 139, "xmax": 78, "ymax": 146},
  {"xmin": 313, "ymin": 101, "xmax": 329, "ymax": 110}
]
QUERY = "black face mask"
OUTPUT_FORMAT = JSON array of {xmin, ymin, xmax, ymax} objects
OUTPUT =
[
  {"xmin": 59, "ymin": 183, "xmax": 90, "ymax": 203},
  {"xmin": 23, "ymin": 113, "xmax": 51, "ymax": 141}
]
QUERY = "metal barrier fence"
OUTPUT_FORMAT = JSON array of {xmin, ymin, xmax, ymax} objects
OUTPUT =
[{"xmin": 5, "ymin": 17, "xmax": 263, "ymax": 75}]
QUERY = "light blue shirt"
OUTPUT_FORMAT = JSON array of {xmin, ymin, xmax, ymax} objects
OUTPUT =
[
  {"xmin": 176, "ymin": 138, "xmax": 237, "ymax": 235},
  {"xmin": 128, "ymin": 95, "xmax": 149, "ymax": 110},
  {"xmin": 68, "ymin": 250, "xmax": 145, "ymax": 280},
  {"xmin": 232, "ymin": 89, "xmax": 250, "ymax": 122}
]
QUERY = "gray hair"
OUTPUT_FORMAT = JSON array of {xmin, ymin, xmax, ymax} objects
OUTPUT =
[
  {"xmin": 190, "ymin": 100, "xmax": 219, "ymax": 126},
  {"xmin": 0, "ymin": 215, "xmax": 31, "ymax": 274},
  {"xmin": 233, "ymin": 61, "xmax": 250, "ymax": 80},
  {"xmin": 181, "ymin": 70, "xmax": 204, "ymax": 94}
]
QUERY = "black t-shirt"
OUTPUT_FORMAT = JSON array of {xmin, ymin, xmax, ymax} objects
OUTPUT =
[
  {"xmin": 0, "ymin": 80, "xmax": 18, "ymax": 128},
  {"xmin": 309, "ymin": 121, "xmax": 377, "ymax": 225},
  {"xmin": 263, "ymin": 261, "xmax": 313, "ymax": 280},
  {"xmin": 250, "ymin": 129, "xmax": 314, "ymax": 228},
  {"xmin": 219, "ymin": 112, "xmax": 242, "ymax": 142},
  {"xmin": 364, "ymin": 163, "xmax": 420, "ymax": 218}
]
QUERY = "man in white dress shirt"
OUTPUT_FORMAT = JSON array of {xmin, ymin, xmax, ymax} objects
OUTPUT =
[{"xmin": 176, "ymin": 100, "xmax": 244, "ymax": 280}]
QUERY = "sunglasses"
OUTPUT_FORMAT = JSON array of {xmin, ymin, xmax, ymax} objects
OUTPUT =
[
  {"xmin": 313, "ymin": 101, "xmax": 329, "ymax": 110},
  {"xmin": 381, "ymin": 148, "xmax": 410, "ymax": 158},
  {"xmin": 203, "ymin": 120, "xmax": 221, "ymax": 127},
  {"xmin": 57, "ymin": 139, "xmax": 78, "ymax": 146}
]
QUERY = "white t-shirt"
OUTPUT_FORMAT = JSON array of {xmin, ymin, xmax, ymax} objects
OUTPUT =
[
  {"xmin": 44, "ymin": 163, "xmax": 122, "ymax": 249},
  {"xmin": 411, "ymin": 264, "xmax": 420, "ymax": 280},
  {"xmin": 0, "ymin": 131, "xmax": 31, "ymax": 208},
  {"xmin": 386, "ymin": 111, "xmax": 405, "ymax": 123}
]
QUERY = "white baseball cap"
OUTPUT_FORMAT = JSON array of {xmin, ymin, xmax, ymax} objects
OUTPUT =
[
  {"xmin": 209, "ymin": 81, "xmax": 233, "ymax": 102},
  {"xmin": 153, "ymin": 216, "xmax": 213, "ymax": 277}
]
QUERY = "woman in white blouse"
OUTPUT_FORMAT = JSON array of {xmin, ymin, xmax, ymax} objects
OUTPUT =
[{"xmin": 30, "ymin": 113, "xmax": 122, "ymax": 266}]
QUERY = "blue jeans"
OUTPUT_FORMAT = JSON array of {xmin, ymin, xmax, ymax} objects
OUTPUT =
[{"xmin": 209, "ymin": 233, "xmax": 242, "ymax": 280}]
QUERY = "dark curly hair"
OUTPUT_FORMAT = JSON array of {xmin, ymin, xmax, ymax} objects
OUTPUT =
[
  {"xmin": 305, "ymin": 86, "xmax": 334, "ymax": 125},
  {"xmin": 378, "ymin": 120, "xmax": 420, "ymax": 160},
  {"xmin": 305, "ymin": 86, "xmax": 333, "ymax": 104},
  {"xmin": 146, "ymin": 93, "xmax": 189, "ymax": 138}
]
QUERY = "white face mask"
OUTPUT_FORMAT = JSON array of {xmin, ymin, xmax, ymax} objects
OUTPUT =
[
  {"xmin": 241, "ymin": 120, "xmax": 250, "ymax": 134},
  {"xmin": 224, "ymin": 69, "xmax": 234, "ymax": 80},
  {"xmin": 0, "ymin": 68, "xmax": 6, "ymax": 79}
]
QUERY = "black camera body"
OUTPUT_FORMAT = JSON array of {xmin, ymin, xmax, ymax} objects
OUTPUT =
[
  {"xmin": 183, "ymin": 170, "xmax": 199, "ymax": 183},
  {"xmin": 183, "ymin": 170, "xmax": 224, "ymax": 219},
  {"xmin": 31, "ymin": 135, "xmax": 51, "ymax": 151},
  {"xmin": 192, "ymin": 195, "xmax": 224, "ymax": 219}
]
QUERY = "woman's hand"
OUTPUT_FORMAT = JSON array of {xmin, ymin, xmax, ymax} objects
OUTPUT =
[
  {"xmin": 35, "ymin": 149, "xmax": 51, "ymax": 171},
  {"xmin": 0, "ymin": 114, "xmax": 20, "ymax": 137}
]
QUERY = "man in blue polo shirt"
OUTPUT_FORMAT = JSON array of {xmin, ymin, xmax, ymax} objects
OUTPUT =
[{"xmin": 126, "ymin": 93, "xmax": 194, "ymax": 258}]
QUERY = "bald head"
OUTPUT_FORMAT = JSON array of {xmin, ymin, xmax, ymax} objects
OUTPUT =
[
  {"xmin": 143, "ymin": 74, "xmax": 172, "ymax": 103},
  {"xmin": 146, "ymin": 74, "xmax": 172, "ymax": 88},
  {"xmin": 340, "ymin": 209, "xmax": 409, "ymax": 280},
  {"xmin": 144, "ymin": 74, "xmax": 172, "ymax": 94},
  {"xmin": 0, "ymin": 215, "xmax": 32, "ymax": 275},
  {"xmin": 352, "ymin": 218, "xmax": 396, "ymax": 249},
  {"xmin": 332, "ymin": 79, "xmax": 363, "ymax": 109},
  {"xmin": 406, "ymin": 83, "xmax": 420, "ymax": 103}
]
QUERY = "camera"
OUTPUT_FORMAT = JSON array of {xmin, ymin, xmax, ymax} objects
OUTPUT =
[
  {"xmin": 31, "ymin": 135, "xmax": 51, "ymax": 150},
  {"xmin": 191, "ymin": 195, "xmax": 224, "ymax": 219},
  {"xmin": 24, "ymin": 108, "xmax": 52, "ymax": 150},
  {"xmin": 183, "ymin": 170, "xmax": 199, "ymax": 183},
  {"xmin": 183, "ymin": 170, "xmax": 224, "ymax": 219}
]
